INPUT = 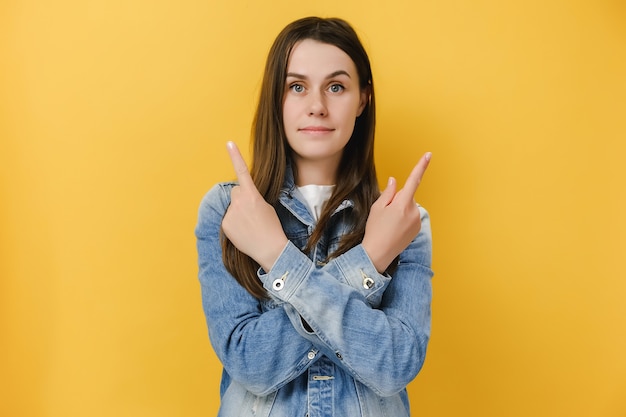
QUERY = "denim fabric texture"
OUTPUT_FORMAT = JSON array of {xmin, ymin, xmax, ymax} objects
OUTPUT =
[{"xmin": 195, "ymin": 167, "xmax": 433, "ymax": 417}]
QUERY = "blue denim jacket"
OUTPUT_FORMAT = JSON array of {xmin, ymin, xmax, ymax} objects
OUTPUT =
[{"xmin": 195, "ymin": 168, "xmax": 433, "ymax": 417}]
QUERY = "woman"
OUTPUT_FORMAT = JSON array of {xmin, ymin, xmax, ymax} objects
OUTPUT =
[{"xmin": 196, "ymin": 16, "xmax": 433, "ymax": 417}]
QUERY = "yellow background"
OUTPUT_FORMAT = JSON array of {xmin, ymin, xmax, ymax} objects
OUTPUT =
[{"xmin": 2, "ymin": 0, "xmax": 625, "ymax": 416}]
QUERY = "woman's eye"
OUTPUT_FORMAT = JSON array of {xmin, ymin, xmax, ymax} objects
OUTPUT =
[
  {"xmin": 290, "ymin": 84, "xmax": 304, "ymax": 93},
  {"xmin": 329, "ymin": 84, "xmax": 344, "ymax": 93}
]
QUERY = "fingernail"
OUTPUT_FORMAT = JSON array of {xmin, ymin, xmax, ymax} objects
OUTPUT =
[{"xmin": 425, "ymin": 152, "xmax": 432, "ymax": 161}]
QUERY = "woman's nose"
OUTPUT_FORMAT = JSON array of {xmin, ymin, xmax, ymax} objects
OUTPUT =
[{"xmin": 308, "ymin": 91, "xmax": 327, "ymax": 116}]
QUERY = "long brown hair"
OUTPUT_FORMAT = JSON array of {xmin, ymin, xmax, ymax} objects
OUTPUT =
[{"xmin": 222, "ymin": 17, "xmax": 380, "ymax": 299}]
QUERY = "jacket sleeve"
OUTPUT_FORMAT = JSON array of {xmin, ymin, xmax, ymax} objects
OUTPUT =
[
  {"xmin": 195, "ymin": 184, "xmax": 320, "ymax": 396},
  {"xmin": 258, "ymin": 207, "xmax": 434, "ymax": 397}
]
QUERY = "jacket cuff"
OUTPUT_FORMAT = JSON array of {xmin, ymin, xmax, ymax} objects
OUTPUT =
[
  {"xmin": 257, "ymin": 241, "xmax": 313, "ymax": 301},
  {"xmin": 331, "ymin": 244, "xmax": 391, "ymax": 302}
]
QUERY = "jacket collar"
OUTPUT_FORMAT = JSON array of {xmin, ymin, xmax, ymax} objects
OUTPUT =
[{"xmin": 278, "ymin": 163, "xmax": 354, "ymax": 225}]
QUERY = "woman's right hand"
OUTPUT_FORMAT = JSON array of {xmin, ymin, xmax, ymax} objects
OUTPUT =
[
  {"xmin": 221, "ymin": 141, "xmax": 288, "ymax": 272},
  {"xmin": 361, "ymin": 153, "xmax": 431, "ymax": 273}
]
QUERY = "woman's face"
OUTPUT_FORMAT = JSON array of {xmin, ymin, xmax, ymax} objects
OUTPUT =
[{"xmin": 282, "ymin": 39, "xmax": 367, "ymax": 181}]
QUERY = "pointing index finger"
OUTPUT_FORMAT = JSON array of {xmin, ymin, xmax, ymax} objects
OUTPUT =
[
  {"xmin": 226, "ymin": 141, "xmax": 254, "ymax": 189},
  {"xmin": 401, "ymin": 152, "xmax": 432, "ymax": 199}
]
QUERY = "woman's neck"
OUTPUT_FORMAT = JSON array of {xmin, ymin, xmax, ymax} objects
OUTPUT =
[{"xmin": 293, "ymin": 158, "xmax": 339, "ymax": 186}]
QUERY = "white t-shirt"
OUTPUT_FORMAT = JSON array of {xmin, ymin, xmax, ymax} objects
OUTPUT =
[{"xmin": 297, "ymin": 184, "xmax": 335, "ymax": 221}]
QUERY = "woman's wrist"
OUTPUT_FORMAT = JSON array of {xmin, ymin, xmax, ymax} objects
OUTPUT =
[
  {"xmin": 361, "ymin": 240, "xmax": 392, "ymax": 274},
  {"xmin": 257, "ymin": 236, "xmax": 289, "ymax": 273}
]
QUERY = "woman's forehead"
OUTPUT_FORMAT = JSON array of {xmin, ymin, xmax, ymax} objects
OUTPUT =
[{"xmin": 286, "ymin": 39, "xmax": 357, "ymax": 77}]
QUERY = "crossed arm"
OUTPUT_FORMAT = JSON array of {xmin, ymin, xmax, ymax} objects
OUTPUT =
[{"xmin": 196, "ymin": 186, "xmax": 433, "ymax": 396}]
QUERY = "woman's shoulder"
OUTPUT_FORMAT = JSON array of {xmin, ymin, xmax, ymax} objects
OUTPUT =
[
  {"xmin": 196, "ymin": 181, "xmax": 237, "ymax": 231},
  {"xmin": 417, "ymin": 204, "xmax": 430, "ymax": 222}
]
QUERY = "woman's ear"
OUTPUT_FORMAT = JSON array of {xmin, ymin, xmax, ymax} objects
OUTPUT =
[{"xmin": 357, "ymin": 86, "xmax": 370, "ymax": 117}]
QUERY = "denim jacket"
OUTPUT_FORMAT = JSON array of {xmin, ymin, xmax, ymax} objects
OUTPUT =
[{"xmin": 195, "ymin": 168, "xmax": 433, "ymax": 417}]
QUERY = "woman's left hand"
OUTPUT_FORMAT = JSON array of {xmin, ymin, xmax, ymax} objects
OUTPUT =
[
  {"xmin": 221, "ymin": 141, "xmax": 288, "ymax": 272},
  {"xmin": 362, "ymin": 152, "xmax": 431, "ymax": 273}
]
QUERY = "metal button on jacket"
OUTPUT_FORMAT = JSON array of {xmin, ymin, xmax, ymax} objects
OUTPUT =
[{"xmin": 272, "ymin": 271, "xmax": 289, "ymax": 291}]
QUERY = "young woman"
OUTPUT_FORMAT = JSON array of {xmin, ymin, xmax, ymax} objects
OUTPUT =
[{"xmin": 196, "ymin": 16, "xmax": 433, "ymax": 417}]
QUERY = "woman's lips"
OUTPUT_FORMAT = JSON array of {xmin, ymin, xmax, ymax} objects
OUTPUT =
[{"xmin": 299, "ymin": 126, "xmax": 335, "ymax": 134}]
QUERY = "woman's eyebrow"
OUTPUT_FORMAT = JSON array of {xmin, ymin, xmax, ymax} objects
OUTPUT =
[
  {"xmin": 327, "ymin": 70, "xmax": 351, "ymax": 79},
  {"xmin": 286, "ymin": 70, "xmax": 352, "ymax": 79}
]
